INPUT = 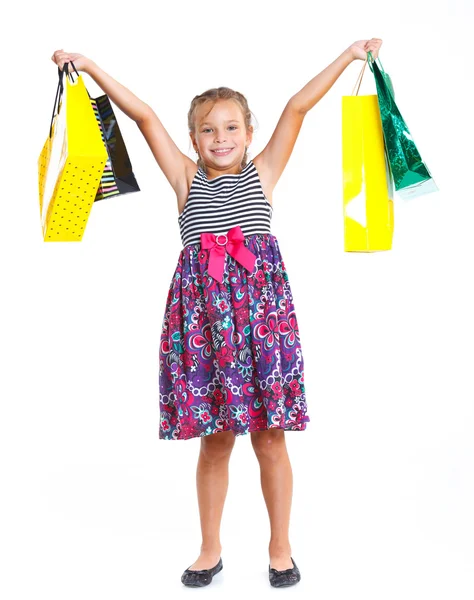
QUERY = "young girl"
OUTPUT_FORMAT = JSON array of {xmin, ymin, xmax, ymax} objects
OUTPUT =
[{"xmin": 51, "ymin": 38, "xmax": 382, "ymax": 589}]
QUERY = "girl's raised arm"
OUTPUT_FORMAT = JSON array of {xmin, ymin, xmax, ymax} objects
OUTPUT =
[
  {"xmin": 50, "ymin": 52, "xmax": 190, "ymax": 199},
  {"xmin": 85, "ymin": 59, "xmax": 191, "ymax": 196},
  {"xmin": 254, "ymin": 39, "xmax": 382, "ymax": 193}
]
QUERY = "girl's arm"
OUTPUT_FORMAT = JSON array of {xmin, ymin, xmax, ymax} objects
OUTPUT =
[
  {"xmin": 85, "ymin": 59, "xmax": 151, "ymax": 123},
  {"xmin": 291, "ymin": 47, "xmax": 353, "ymax": 113},
  {"xmin": 253, "ymin": 49, "xmax": 354, "ymax": 194},
  {"xmin": 254, "ymin": 40, "xmax": 382, "ymax": 194},
  {"xmin": 292, "ymin": 38, "xmax": 382, "ymax": 112},
  {"xmin": 85, "ymin": 59, "xmax": 191, "ymax": 195}
]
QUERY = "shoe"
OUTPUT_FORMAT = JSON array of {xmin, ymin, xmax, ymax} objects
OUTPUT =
[
  {"xmin": 181, "ymin": 557, "xmax": 223, "ymax": 587},
  {"xmin": 268, "ymin": 556, "xmax": 301, "ymax": 587}
]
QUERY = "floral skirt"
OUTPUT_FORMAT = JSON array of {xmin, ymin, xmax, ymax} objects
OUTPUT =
[{"xmin": 158, "ymin": 233, "xmax": 310, "ymax": 440}]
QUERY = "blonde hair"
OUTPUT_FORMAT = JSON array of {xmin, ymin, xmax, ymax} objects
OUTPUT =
[{"xmin": 187, "ymin": 87, "xmax": 258, "ymax": 173}]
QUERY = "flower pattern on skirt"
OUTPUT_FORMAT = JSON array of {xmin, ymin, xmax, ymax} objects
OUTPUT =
[{"xmin": 158, "ymin": 233, "xmax": 310, "ymax": 440}]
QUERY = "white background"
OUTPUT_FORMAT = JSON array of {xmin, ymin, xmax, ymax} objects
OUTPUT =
[{"xmin": 1, "ymin": 0, "xmax": 473, "ymax": 597}]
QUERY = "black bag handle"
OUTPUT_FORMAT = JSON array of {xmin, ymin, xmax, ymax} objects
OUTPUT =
[{"xmin": 48, "ymin": 61, "xmax": 80, "ymax": 139}]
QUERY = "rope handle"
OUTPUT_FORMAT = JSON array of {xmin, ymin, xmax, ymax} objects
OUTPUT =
[
  {"xmin": 351, "ymin": 50, "xmax": 380, "ymax": 96},
  {"xmin": 48, "ymin": 61, "xmax": 80, "ymax": 139}
]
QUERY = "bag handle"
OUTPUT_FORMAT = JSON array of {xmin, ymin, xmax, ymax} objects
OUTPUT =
[
  {"xmin": 351, "ymin": 58, "xmax": 367, "ymax": 96},
  {"xmin": 367, "ymin": 50, "xmax": 387, "ymax": 76},
  {"xmin": 351, "ymin": 49, "xmax": 381, "ymax": 96},
  {"xmin": 48, "ymin": 61, "xmax": 80, "ymax": 139},
  {"xmin": 367, "ymin": 51, "xmax": 395, "ymax": 103}
]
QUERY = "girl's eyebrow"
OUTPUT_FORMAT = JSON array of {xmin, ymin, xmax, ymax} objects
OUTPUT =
[{"xmin": 200, "ymin": 119, "xmax": 240, "ymax": 126}]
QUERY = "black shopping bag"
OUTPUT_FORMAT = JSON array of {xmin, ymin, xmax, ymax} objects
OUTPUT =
[{"xmin": 89, "ymin": 91, "xmax": 141, "ymax": 201}]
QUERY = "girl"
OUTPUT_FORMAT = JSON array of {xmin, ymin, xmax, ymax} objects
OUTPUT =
[{"xmin": 51, "ymin": 38, "xmax": 382, "ymax": 589}]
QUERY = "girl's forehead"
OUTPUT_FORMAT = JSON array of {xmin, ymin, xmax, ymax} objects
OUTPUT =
[{"xmin": 196, "ymin": 100, "xmax": 241, "ymax": 123}]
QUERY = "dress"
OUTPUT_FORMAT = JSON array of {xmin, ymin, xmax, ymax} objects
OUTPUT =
[{"xmin": 158, "ymin": 159, "xmax": 310, "ymax": 440}]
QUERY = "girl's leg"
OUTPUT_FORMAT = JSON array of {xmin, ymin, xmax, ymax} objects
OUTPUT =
[
  {"xmin": 250, "ymin": 429, "xmax": 294, "ymax": 570},
  {"xmin": 187, "ymin": 430, "xmax": 236, "ymax": 570}
]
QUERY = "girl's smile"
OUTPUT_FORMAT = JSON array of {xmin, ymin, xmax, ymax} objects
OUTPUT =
[{"xmin": 210, "ymin": 147, "xmax": 235, "ymax": 156}]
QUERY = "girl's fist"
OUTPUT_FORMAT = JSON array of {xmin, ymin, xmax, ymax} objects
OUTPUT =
[
  {"xmin": 51, "ymin": 50, "xmax": 90, "ymax": 73},
  {"xmin": 348, "ymin": 38, "xmax": 383, "ymax": 62}
]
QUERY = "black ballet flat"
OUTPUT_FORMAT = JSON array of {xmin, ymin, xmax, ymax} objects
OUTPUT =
[
  {"xmin": 268, "ymin": 557, "xmax": 301, "ymax": 587},
  {"xmin": 181, "ymin": 557, "xmax": 223, "ymax": 587}
]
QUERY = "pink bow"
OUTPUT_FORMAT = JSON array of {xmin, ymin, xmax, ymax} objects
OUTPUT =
[{"xmin": 200, "ymin": 225, "xmax": 257, "ymax": 283}]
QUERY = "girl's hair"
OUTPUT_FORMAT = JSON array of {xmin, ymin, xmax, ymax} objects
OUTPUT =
[{"xmin": 187, "ymin": 87, "xmax": 258, "ymax": 173}]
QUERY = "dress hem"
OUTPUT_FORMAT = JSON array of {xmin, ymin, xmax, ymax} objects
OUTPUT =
[{"xmin": 159, "ymin": 422, "xmax": 310, "ymax": 441}]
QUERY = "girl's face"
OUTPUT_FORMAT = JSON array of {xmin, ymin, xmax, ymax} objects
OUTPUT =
[{"xmin": 192, "ymin": 99, "xmax": 252, "ymax": 171}]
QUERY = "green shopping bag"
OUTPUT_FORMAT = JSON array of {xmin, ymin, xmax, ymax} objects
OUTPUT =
[{"xmin": 367, "ymin": 51, "xmax": 438, "ymax": 200}]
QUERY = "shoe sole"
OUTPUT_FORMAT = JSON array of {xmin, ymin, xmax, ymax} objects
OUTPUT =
[{"xmin": 270, "ymin": 577, "xmax": 300, "ymax": 587}]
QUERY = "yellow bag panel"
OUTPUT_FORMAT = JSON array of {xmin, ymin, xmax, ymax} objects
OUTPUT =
[
  {"xmin": 38, "ymin": 74, "xmax": 108, "ymax": 242},
  {"xmin": 342, "ymin": 94, "xmax": 394, "ymax": 252}
]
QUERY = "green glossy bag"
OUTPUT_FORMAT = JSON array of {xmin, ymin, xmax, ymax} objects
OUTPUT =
[{"xmin": 368, "ymin": 51, "xmax": 438, "ymax": 200}]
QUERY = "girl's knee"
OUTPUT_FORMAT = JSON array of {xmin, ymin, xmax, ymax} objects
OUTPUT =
[
  {"xmin": 200, "ymin": 430, "xmax": 236, "ymax": 458},
  {"xmin": 250, "ymin": 428, "xmax": 285, "ymax": 456}
]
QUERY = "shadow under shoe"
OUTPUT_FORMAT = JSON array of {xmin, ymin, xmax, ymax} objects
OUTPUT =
[
  {"xmin": 181, "ymin": 557, "xmax": 223, "ymax": 587},
  {"xmin": 268, "ymin": 556, "xmax": 301, "ymax": 587}
]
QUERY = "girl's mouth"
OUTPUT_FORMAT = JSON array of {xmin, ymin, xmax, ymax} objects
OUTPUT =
[{"xmin": 211, "ymin": 148, "xmax": 234, "ymax": 157}]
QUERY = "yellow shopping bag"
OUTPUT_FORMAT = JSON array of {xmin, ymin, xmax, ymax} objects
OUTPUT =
[
  {"xmin": 38, "ymin": 62, "xmax": 108, "ymax": 242},
  {"xmin": 342, "ymin": 58, "xmax": 394, "ymax": 252}
]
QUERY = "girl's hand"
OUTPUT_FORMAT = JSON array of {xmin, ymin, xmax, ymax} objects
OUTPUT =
[
  {"xmin": 51, "ymin": 49, "xmax": 91, "ymax": 73},
  {"xmin": 348, "ymin": 38, "xmax": 383, "ymax": 62}
]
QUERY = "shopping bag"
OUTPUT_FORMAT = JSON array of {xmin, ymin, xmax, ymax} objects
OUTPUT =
[
  {"xmin": 38, "ymin": 62, "xmax": 108, "ymax": 242},
  {"xmin": 89, "ymin": 92, "xmax": 140, "ymax": 201},
  {"xmin": 367, "ymin": 51, "xmax": 438, "ymax": 200},
  {"xmin": 342, "ymin": 58, "xmax": 394, "ymax": 252}
]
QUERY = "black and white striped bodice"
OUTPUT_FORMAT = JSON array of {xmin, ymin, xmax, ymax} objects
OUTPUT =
[{"xmin": 178, "ymin": 159, "xmax": 273, "ymax": 248}]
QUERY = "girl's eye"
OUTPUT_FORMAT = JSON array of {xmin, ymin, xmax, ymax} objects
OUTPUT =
[{"xmin": 202, "ymin": 126, "xmax": 237, "ymax": 133}]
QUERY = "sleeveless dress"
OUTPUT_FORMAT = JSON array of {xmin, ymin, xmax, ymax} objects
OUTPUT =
[{"xmin": 158, "ymin": 159, "xmax": 310, "ymax": 440}]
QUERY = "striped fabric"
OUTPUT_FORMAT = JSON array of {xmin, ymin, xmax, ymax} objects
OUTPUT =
[
  {"xmin": 90, "ymin": 95, "xmax": 121, "ymax": 200},
  {"xmin": 178, "ymin": 159, "xmax": 273, "ymax": 248}
]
